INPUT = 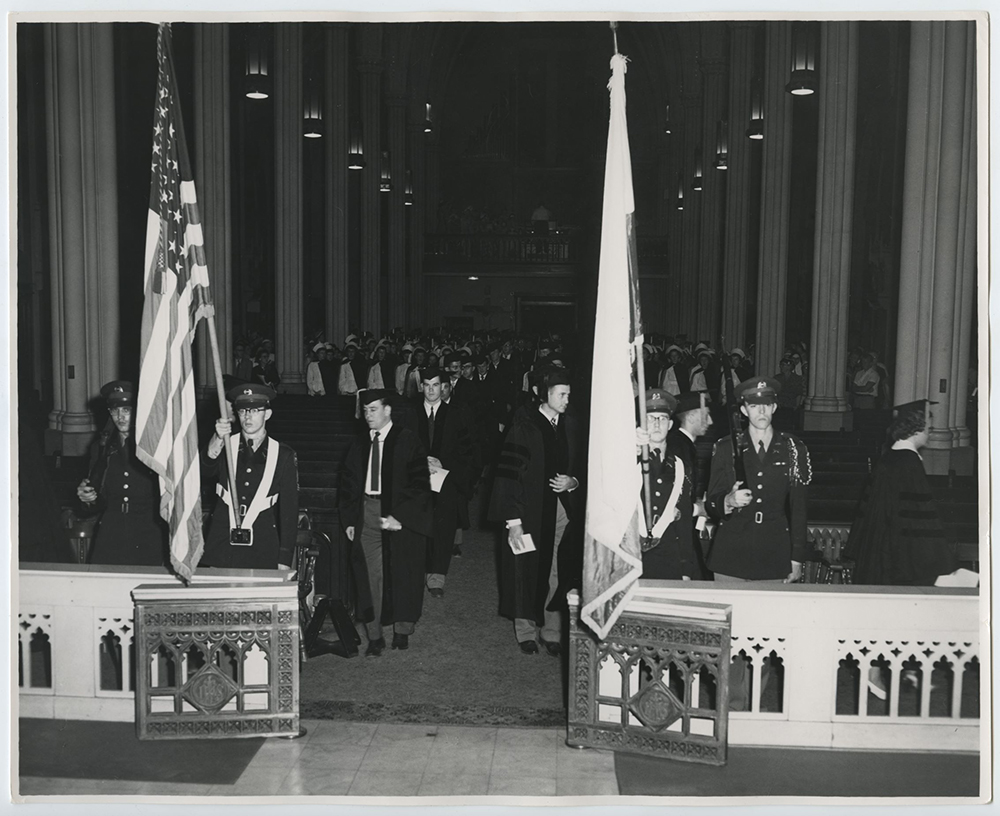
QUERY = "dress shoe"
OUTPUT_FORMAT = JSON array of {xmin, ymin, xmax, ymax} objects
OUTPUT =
[
  {"xmin": 428, "ymin": 587, "xmax": 444, "ymax": 599},
  {"xmin": 365, "ymin": 637, "xmax": 386, "ymax": 657},
  {"xmin": 391, "ymin": 633, "xmax": 409, "ymax": 650},
  {"xmin": 518, "ymin": 640, "xmax": 539, "ymax": 655},
  {"xmin": 540, "ymin": 639, "xmax": 561, "ymax": 658}
]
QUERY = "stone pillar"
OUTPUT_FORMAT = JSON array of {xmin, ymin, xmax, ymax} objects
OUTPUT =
[
  {"xmin": 894, "ymin": 21, "xmax": 976, "ymax": 475},
  {"xmin": 408, "ymin": 121, "xmax": 427, "ymax": 328},
  {"xmin": 678, "ymin": 94, "xmax": 702, "ymax": 337},
  {"xmin": 325, "ymin": 24, "xmax": 350, "ymax": 346},
  {"xmin": 386, "ymin": 95, "xmax": 407, "ymax": 332},
  {"xmin": 273, "ymin": 24, "xmax": 305, "ymax": 392},
  {"xmin": 803, "ymin": 22, "xmax": 859, "ymax": 432},
  {"xmin": 754, "ymin": 22, "xmax": 793, "ymax": 379},
  {"xmin": 193, "ymin": 23, "xmax": 233, "ymax": 398},
  {"xmin": 358, "ymin": 27, "xmax": 384, "ymax": 336},
  {"xmin": 721, "ymin": 23, "xmax": 757, "ymax": 350},
  {"xmin": 43, "ymin": 23, "xmax": 119, "ymax": 455},
  {"xmin": 696, "ymin": 55, "xmax": 726, "ymax": 342}
]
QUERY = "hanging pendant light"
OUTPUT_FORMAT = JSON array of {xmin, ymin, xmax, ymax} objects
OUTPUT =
[
  {"xmin": 714, "ymin": 120, "xmax": 729, "ymax": 170},
  {"xmin": 348, "ymin": 119, "xmax": 364, "ymax": 170},
  {"xmin": 303, "ymin": 89, "xmax": 323, "ymax": 139},
  {"xmin": 786, "ymin": 22, "xmax": 818, "ymax": 96},
  {"xmin": 380, "ymin": 151, "xmax": 392, "ymax": 193},
  {"xmin": 746, "ymin": 76, "xmax": 764, "ymax": 140},
  {"xmin": 244, "ymin": 27, "xmax": 271, "ymax": 100},
  {"xmin": 664, "ymin": 102, "xmax": 672, "ymax": 135},
  {"xmin": 675, "ymin": 173, "xmax": 685, "ymax": 210},
  {"xmin": 691, "ymin": 147, "xmax": 703, "ymax": 191},
  {"xmin": 404, "ymin": 170, "xmax": 414, "ymax": 206},
  {"xmin": 424, "ymin": 102, "xmax": 433, "ymax": 134}
]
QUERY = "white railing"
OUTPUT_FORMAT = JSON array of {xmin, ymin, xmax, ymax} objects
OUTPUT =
[
  {"xmin": 582, "ymin": 581, "xmax": 981, "ymax": 753},
  {"xmin": 17, "ymin": 563, "xmax": 293, "ymax": 722}
]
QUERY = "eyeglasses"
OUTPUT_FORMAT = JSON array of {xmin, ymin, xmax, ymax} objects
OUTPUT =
[
  {"xmin": 237, "ymin": 407, "xmax": 265, "ymax": 417},
  {"xmin": 647, "ymin": 415, "xmax": 671, "ymax": 425}
]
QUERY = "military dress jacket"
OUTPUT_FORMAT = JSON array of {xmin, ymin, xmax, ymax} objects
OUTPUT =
[
  {"xmin": 706, "ymin": 432, "xmax": 812, "ymax": 579},
  {"xmin": 641, "ymin": 445, "xmax": 700, "ymax": 580},
  {"xmin": 81, "ymin": 433, "xmax": 168, "ymax": 567},
  {"xmin": 202, "ymin": 434, "xmax": 299, "ymax": 570}
]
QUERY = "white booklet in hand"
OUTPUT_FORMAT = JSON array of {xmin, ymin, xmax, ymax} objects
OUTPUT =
[
  {"xmin": 429, "ymin": 468, "xmax": 450, "ymax": 493},
  {"xmin": 509, "ymin": 531, "xmax": 536, "ymax": 555}
]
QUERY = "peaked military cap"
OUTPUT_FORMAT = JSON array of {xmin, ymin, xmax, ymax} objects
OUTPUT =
[
  {"xmin": 226, "ymin": 382, "xmax": 276, "ymax": 408},
  {"xmin": 737, "ymin": 376, "xmax": 781, "ymax": 405},
  {"xmin": 645, "ymin": 388, "xmax": 678, "ymax": 415},
  {"xmin": 101, "ymin": 380, "xmax": 135, "ymax": 407}
]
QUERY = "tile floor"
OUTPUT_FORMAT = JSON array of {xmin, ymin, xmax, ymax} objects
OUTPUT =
[{"xmin": 19, "ymin": 719, "xmax": 620, "ymax": 798}]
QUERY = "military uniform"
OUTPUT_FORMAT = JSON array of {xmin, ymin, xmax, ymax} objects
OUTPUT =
[
  {"xmin": 706, "ymin": 378, "xmax": 812, "ymax": 580},
  {"xmin": 78, "ymin": 381, "xmax": 168, "ymax": 567},
  {"xmin": 202, "ymin": 384, "xmax": 299, "ymax": 570}
]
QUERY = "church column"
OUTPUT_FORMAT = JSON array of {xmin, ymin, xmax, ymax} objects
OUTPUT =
[
  {"xmin": 386, "ymin": 95, "xmax": 407, "ymax": 332},
  {"xmin": 721, "ymin": 22, "xmax": 756, "ymax": 350},
  {"xmin": 273, "ymin": 23, "xmax": 305, "ymax": 391},
  {"xmin": 678, "ymin": 94, "xmax": 702, "ymax": 337},
  {"xmin": 408, "ymin": 120, "xmax": 427, "ymax": 328},
  {"xmin": 803, "ymin": 22, "xmax": 859, "ymax": 432},
  {"xmin": 358, "ymin": 27, "xmax": 384, "ymax": 336},
  {"xmin": 754, "ymin": 22, "xmax": 793, "ymax": 378},
  {"xmin": 696, "ymin": 54, "xmax": 726, "ymax": 342},
  {"xmin": 325, "ymin": 24, "xmax": 350, "ymax": 346},
  {"xmin": 43, "ymin": 23, "xmax": 119, "ymax": 455},
  {"xmin": 894, "ymin": 21, "xmax": 976, "ymax": 475},
  {"xmin": 193, "ymin": 23, "xmax": 233, "ymax": 397}
]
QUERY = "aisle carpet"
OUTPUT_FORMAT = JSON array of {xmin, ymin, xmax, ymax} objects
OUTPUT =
[
  {"xmin": 19, "ymin": 719, "xmax": 262, "ymax": 785},
  {"xmin": 615, "ymin": 746, "xmax": 980, "ymax": 798},
  {"xmin": 298, "ymin": 499, "xmax": 568, "ymax": 727}
]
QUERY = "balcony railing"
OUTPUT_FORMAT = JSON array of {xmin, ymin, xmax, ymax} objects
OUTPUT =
[{"xmin": 425, "ymin": 233, "xmax": 580, "ymax": 265}]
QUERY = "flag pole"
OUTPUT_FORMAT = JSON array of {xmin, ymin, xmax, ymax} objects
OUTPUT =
[
  {"xmin": 205, "ymin": 307, "xmax": 242, "ymax": 528},
  {"xmin": 634, "ymin": 338, "xmax": 654, "ymax": 540}
]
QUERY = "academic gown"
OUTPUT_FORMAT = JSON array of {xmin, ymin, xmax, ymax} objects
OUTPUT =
[
  {"xmin": 338, "ymin": 425, "xmax": 433, "ymax": 626},
  {"xmin": 488, "ymin": 406, "xmax": 583, "ymax": 625},
  {"xmin": 844, "ymin": 448, "xmax": 958, "ymax": 586}
]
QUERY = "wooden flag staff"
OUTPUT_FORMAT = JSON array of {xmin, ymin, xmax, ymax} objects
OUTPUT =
[{"xmin": 205, "ymin": 307, "xmax": 242, "ymax": 528}]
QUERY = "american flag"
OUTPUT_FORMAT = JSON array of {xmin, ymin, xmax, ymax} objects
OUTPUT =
[
  {"xmin": 580, "ymin": 52, "xmax": 645, "ymax": 639},
  {"xmin": 135, "ymin": 23, "xmax": 213, "ymax": 581}
]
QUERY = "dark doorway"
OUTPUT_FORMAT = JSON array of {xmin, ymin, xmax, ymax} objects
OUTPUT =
[{"xmin": 516, "ymin": 296, "xmax": 577, "ymax": 336}]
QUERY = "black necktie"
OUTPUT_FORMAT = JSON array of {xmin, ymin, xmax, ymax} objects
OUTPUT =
[
  {"xmin": 370, "ymin": 431, "xmax": 380, "ymax": 493},
  {"xmin": 651, "ymin": 447, "xmax": 661, "ymax": 462},
  {"xmin": 758, "ymin": 440, "xmax": 766, "ymax": 460},
  {"xmin": 428, "ymin": 407, "xmax": 436, "ymax": 448},
  {"xmin": 550, "ymin": 417, "xmax": 558, "ymax": 431}
]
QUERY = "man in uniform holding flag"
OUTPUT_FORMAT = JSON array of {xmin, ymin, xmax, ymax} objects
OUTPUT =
[
  {"xmin": 633, "ymin": 389, "xmax": 700, "ymax": 580},
  {"xmin": 201, "ymin": 383, "xmax": 299, "ymax": 571}
]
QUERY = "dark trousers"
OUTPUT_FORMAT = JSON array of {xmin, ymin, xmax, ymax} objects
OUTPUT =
[
  {"xmin": 427, "ymin": 485, "xmax": 461, "ymax": 582},
  {"xmin": 361, "ymin": 498, "xmax": 414, "ymax": 641}
]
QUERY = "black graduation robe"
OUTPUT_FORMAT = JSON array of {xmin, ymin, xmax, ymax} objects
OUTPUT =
[
  {"xmin": 844, "ymin": 448, "xmax": 958, "ymax": 586},
  {"xmin": 488, "ymin": 406, "xmax": 583, "ymax": 624},
  {"xmin": 339, "ymin": 424, "xmax": 433, "ymax": 625}
]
